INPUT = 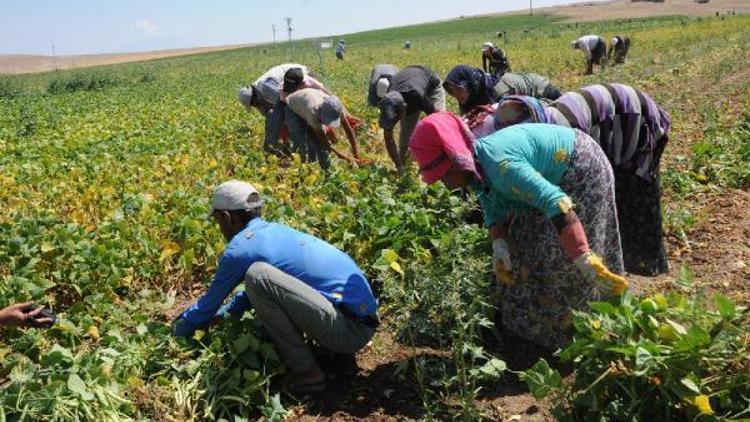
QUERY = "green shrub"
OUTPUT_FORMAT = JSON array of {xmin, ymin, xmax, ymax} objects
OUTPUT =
[{"xmin": 521, "ymin": 273, "xmax": 750, "ymax": 421}]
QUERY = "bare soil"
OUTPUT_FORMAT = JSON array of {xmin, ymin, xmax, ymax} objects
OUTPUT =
[
  {"xmin": 0, "ymin": 44, "xmax": 255, "ymax": 75},
  {"xmin": 544, "ymin": 0, "xmax": 750, "ymax": 22}
]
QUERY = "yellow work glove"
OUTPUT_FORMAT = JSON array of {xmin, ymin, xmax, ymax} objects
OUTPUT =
[{"xmin": 573, "ymin": 252, "xmax": 628, "ymax": 296}]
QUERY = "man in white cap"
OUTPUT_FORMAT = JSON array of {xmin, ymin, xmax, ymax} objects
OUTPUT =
[
  {"xmin": 238, "ymin": 63, "xmax": 313, "ymax": 156},
  {"xmin": 367, "ymin": 64, "xmax": 399, "ymax": 107},
  {"xmin": 607, "ymin": 35, "xmax": 631, "ymax": 65},
  {"xmin": 378, "ymin": 65, "xmax": 445, "ymax": 174},
  {"xmin": 173, "ymin": 180, "xmax": 379, "ymax": 396},
  {"xmin": 285, "ymin": 88, "xmax": 362, "ymax": 169},
  {"xmin": 481, "ymin": 42, "xmax": 511, "ymax": 76},
  {"xmin": 571, "ymin": 35, "xmax": 607, "ymax": 74}
]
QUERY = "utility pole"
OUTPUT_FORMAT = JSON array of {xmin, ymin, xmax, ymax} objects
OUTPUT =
[
  {"xmin": 285, "ymin": 17, "xmax": 293, "ymax": 45},
  {"xmin": 272, "ymin": 24, "xmax": 276, "ymax": 47},
  {"xmin": 51, "ymin": 40, "xmax": 58, "ymax": 71},
  {"xmin": 529, "ymin": 0, "xmax": 533, "ymax": 16}
]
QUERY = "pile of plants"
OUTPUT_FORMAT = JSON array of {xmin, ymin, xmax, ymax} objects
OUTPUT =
[{"xmin": 522, "ymin": 272, "xmax": 750, "ymax": 421}]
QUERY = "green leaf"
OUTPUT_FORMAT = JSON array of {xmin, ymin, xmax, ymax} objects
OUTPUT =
[
  {"xmin": 680, "ymin": 377, "xmax": 701, "ymax": 395},
  {"xmin": 635, "ymin": 346, "xmax": 653, "ymax": 371},
  {"xmin": 589, "ymin": 301, "xmax": 618, "ymax": 315},
  {"xmin": 67, "ymin": 373, "xmax": 94, "ymax": 401},
  {"xmin": 674, "ymin": 326, "xmax": 711, "ymax": 351},
  {"xmin": 232, "ymin": 334, "xmax": 259, "ymax": 354},
  {"xmin": 676, "ymin": 265, "xmax": 694, "ymax": 288},
  {"xmin": 519, "ymin": 359, "xmax": 562, "ymax": 399},
  {"xmin": 478, "ymin": 358, "xmax": 507, "ymax": 378},
  {"xmin": 41, "ymin": 344, "xmax": 74, "ymax": 368},
  {"xmin": 714, "ymin": 294, "xmax": 736, "ymax": 320},
  {"xmin": 261, "ymin": 393, "xmax": 286, "ymax": 422}
]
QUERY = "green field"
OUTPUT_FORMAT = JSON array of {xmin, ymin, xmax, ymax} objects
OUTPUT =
[{"xmin": 1, "ymin": 11, "xmax": 749, "ymax": 421}]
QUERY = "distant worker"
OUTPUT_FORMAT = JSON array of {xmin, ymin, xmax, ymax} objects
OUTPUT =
[
  {"xmin": 607, "ymin": 35, "xmax": 631, "ymax": 64},
  {"xmin": 481, "ymin": 42, "xmax": 511, "ymax": 75},
  {"xmin": 172, "ymin": 180, "xmax": 379, "ymax": 396},
  {"xmin": 367, "ymin": 64, "xmax": 399, "ymax": 107},
  {"xmin": 0, "ymin": 302, "xmax": 56, "ymax": 328},
  {"xmin": 443, "ymin": 65, "xmax": 560, "ymax": 115},
  {"xmin": 285, "ymin": 88, "xmax": 364, "ymax": 170},
  {"xmin": 404, "ymin": 40, "xmax": 411, "ymax": 50},
  {"xmin": 336, "ymin": 39, "xmax": 346, "ymax": 60},
  {"xmin": 410, "ymin": 114, "xmax": 627, "ymax": 350},
  {"xmin": 493, "ymin": 83, "xmax": 671, "ymax": 275},
  {"xmin": 571, "ymin": 34, "xmax": 607, "ymax": 74},
  {"xmin": 238, "ymin": 63, "xmax": 311, "ymax": 156},
  {"xmin": 378, "ymin": 65, "xmax": 445, "ymax": 174}
]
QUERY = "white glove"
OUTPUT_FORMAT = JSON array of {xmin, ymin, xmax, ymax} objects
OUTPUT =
[{"xmin": 492, "ymin": 238, "xmax": 512, "ymax": 273}]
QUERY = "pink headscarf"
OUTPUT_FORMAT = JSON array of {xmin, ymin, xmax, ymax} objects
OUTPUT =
[{"xmin": 409, "ymin": 111, "xmax": 481, "ymax": 185}]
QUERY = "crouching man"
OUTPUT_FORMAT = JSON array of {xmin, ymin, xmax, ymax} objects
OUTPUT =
[{"xmin": 172, "ymin": 180, "xmax": 379, "ymax": 395}]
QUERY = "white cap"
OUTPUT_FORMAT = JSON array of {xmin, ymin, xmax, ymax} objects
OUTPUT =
[
  {"xmin": 375, "ymin": 78, "xmax": 390, "ymax": 99},
  {"xmin": 238, "ymin": 87, "xmax": 253, "ymax": 109},
  {"xmin": 482, "ymin": 41, "xmax": 494, "ymax": 51},
  {"xmin": 209, "ymin": 180, "xmax": 264, "ymax": 217}
]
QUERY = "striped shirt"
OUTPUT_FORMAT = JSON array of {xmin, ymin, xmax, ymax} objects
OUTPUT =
[{"xmin": 545, "ymin": 83, "xmax": 670, "ymax": 180}]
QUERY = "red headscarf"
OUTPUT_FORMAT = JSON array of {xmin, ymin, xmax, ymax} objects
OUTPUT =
[{"xmin": 409, "ymin": 112, "xmax": 481, "ymax": 185}]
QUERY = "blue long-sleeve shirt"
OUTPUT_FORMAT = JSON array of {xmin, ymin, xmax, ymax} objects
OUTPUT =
[
  {"xmin": 179, "ymin": 218, "xmax": 379, "ymax": 329},
  {"xmin": 471, "ymin": 123, "xmax": 576, "ymax": 227}
]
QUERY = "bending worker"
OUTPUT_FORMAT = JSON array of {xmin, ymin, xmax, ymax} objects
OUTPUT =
[
  {"xmin": 492, "ymin": 83, "xmax": 670, "ymax": 276},
  {"xmin": 608, "ymin": 35, "xmax": 631, "ymax": 65},
  {"xmin": 367, "ymin": 64, "xmax": 399, "ymax": 107},
  {"xmin": 481, "ymin": 42, "xmax": 511, "ymax": 75},
  {"xmin": 443, "ymin": 65, "xmax": 560, "ymax": 115},
  {"xmin": 378, "ymin": 65, "xmax": 445, "ymax": 174},
  {"xmin": 173, "ymin": 180, "xmax": 379, "ymax": 396},
  {"xmin": 410, "ymin": 113, "xmax": 628, "ymax": 350},
  {"xmin": 238, "ymin": 63, "xmax": 312, "ymax": 156},
  {"xmin": 286, "ymin": 88, "xmax": 363, "ymax": 169},
  {"xmin": 571, "ymin": 34, "xmax": 607, "ymax": 74}
]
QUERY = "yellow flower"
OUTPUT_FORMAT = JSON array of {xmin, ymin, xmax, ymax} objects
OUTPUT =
[
  {"xmin": 554, "ymin": 148, "xmax": 569, "ymax": 163},
  {"xmin": 692, "ymin": 395, "xmax": 713, "ymax": 415}
]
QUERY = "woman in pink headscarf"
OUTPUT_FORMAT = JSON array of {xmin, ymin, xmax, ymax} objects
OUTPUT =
[{"xmin": 409, "ymin": 112, "xmax": 627, "ymax": 349}]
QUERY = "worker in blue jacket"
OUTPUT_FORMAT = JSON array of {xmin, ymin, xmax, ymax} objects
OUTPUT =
[{"xmin": 172, "ymin": 180, "xmax": 379, "ymax": 395}]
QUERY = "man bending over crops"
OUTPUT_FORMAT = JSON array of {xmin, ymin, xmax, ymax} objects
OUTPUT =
[
  {"xmin": 607, "ymin": 35, "xmax": 631, "ymax": 65},
  {"xmin": 285, "ymin": 87, "xmax": 364, "ymax": 169},
  {"xmin": 367, "ymin": 64, "xmax": 399, "ymax": 107},
  {"xmin": 571, "ymin": 34, "xmax": 607, "ymax": 75},
  {"xmin": 238, "ymin": 63, "xmax": 319, "ymax": 156},
  {"xmin": 481, "ymin": 42, "xmax": 511, "ymax": 76},
  {"xmin": 172, "ymin": 180, "xmax": 379, "ymax": 396},
  {"xmin": 378, "ymin": 65, "xmax": 446, "ymax": 174}
]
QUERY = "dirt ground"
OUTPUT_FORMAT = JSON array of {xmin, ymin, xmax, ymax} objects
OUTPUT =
[
  {"xmin": 543, "ymin": 0, "xmax": 750, "ymax": 22},
  {"xmin": 0, "ymin": 44, "xmax": 254, "ymax": 75}
]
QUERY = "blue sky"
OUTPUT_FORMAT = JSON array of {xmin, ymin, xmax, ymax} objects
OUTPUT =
[{"xmin": 1, "ymin": 0, "xmax": 603, "ymax": 55}]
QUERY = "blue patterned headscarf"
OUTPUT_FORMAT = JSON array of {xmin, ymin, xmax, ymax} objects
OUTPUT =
[{"xmin": 494, "ymin": 95, "xmax": 549, "ymax": 129}]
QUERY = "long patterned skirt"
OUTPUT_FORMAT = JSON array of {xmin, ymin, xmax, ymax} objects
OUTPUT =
[{"xmin": 496, "ymin": 131, "xmax": 625, "ymax": 349}]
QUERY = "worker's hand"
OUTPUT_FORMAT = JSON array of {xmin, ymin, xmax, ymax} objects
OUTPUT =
[
  {"xmin": 171, "ymin": 315, "xmax": 196, "ymax": 338},
  {"xmin": 0, "ymin": 302, "xmax": 55, "ymax": 328},
  {"xmin": 492, "ymin": 238, "xmax": 514, "ymax": 284},
  {"xmin": 574, "ymin": 252, "xmax": 628, "ymax": 296}
]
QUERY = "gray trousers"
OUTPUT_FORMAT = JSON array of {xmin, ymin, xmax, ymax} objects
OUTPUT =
[
  {"xmin": 398, "ymin": 84, "xmax": 446, "ymax": 164},
  {"xmin": 245, "ymin": 262, "xmax": 375, "ymax": 374}
]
